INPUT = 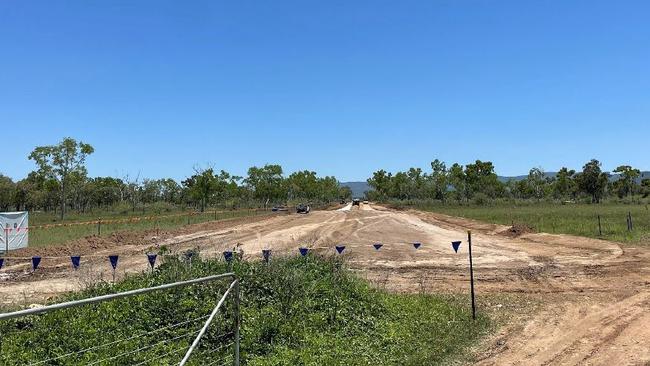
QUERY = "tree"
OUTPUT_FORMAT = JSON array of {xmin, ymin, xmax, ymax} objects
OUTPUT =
[
  {"xmin": 287, "ymin": 171, "xmax": 319, "ymax": 200},
  {"xmin": 316, "ymin": 176, "xmax": 340, "ymax": 202},
  {"xmin": 406, "ymin": 167, "xmax": 425, "ymax": 199},
  {"xmin": 553, "ymin": 167, "xmax": 576, "ymax": 200},
  {"xmin": 245, "ymin": 165, "xmax": 286, "ymax": 207},
  {"xmin": 0, "ymin": 174, "xmax": 16, "ymax": 211},
  {"xmin": 367, "ymin": 170, "xmax": 392, "ymax": 200},
  {"xmin": 429, "ymin": 159, "xmax": 448, "ymax": 201},
  {"xmin": 576, "ymin": 159, "xmax": 609, "ymax": 203},
  {"xmin": 339, "ymin": 186, "xmax": 353, "ymax": 200},
  {"xmin": 28, "ymin": 137, "xmax": 94, "ymax": 220},
  {"xmin": 123, "ymin": 172, "xmax": 142, "ymax": 212},
  {"xmin": 183, "ymin": 167, "xmax": 219, "ymax": 212},
  {"xmin": 448, "ymin": 163, "xmax": 467, "ymax": 202},
  {"xmin": 526, "ymin": 167, "xmax": 548, "ymax": 200},
  {"xmin": 159, "ymin": 178, "xmax": 182, "ymax": 204},
  {"xmin": 391, "ymin": 171, "xmax": 410, "ymax": 199},
  {"xmin": 90, "ymin": 177, "xmax": 124, "ymax": 207},
  {"xmin": 641, "ymin": 179, "xmax": 650, "ymax": 198},
  {"xmin": 613, "ymin": 165, "xmax": 640, "ymax": 198},
  {"xmin": 464, "ymin": 160, "xmax": 503, "ymax": 198}
]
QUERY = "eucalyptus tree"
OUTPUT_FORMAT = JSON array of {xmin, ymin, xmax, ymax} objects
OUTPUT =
[{"xmin": 28, "ymin": 137, "xmax": 94, "ymax": 220}]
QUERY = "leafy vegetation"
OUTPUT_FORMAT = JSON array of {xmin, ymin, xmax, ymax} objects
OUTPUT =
[
  {"xmin": 0, "ymin": 137, "xmax": 352, "ymax": 220},
  {"xmin": 0, "ymin": 255, "xmax": 489, "ymax": 365},
  {"xmin": 366, "ymin": 158, "xmax": 649, "ymax": 204},
  {"xmin": 404, "ymin": 200, "xmax": 650, "ymax": 245}
]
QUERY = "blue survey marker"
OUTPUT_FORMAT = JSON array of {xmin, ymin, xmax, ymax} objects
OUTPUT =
[
  {"xmin": 32, "ymin": 256, "xmax": 42, "ymax": 271},
  {"xmin": 109, "ymin": 255, "xmax": 119, "ymax": 269},
  {"xmin": 299, "ymin": 247, "xmax": 309, "ymax": 256},
  {"xmin": 147, "ymin": 253, "xmax": 157, "ymax": 268},
  {"xmin": 71, "ymin": 256, "xmax": 81, "ymax": 269},
  {"xmin": 452, "ymin": 241, "xmax": 461, "ymax": 253},
  {"xmin": 223, "ymin": 251, "xmax": 234, "ymax": 262},
  {"xmin": 262, "ymin": 249, "xmax": 271, "ymax": 262},
  {"xmin": 0, "ymin": 258, "xmax": 4, "ymax": 269},
  {"xmin": 373, "ymin": 243, "xmax": 383, "ymax": 250},
  {"xmin": 335, "ymin": 245, "xmax": 346, "ymax": 254},
  {"xmin": 413, "ymin": 242, "xmax": 422, "ymax": 249}
]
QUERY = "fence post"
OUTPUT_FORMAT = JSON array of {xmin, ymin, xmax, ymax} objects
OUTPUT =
[
  {"xmin": 4, "ymin": 225, "xmax": 9, "ymax": 254},
  {"xmin": 97, "ymin": 218, "xmax": 102, "ymax": 236},
  {"xmin": 233, "ymin": 280, "xmax": 240, "ymax": 366},
  {"xmin": 468, "ymin": 230, "xmax": 476, "ymax": 321},
  {"xmin": 597, "ymin": 215, "xmax": 602, "ymax": 236},
  {"xmin": 628, "ymin": 212, "xmax": 633, "ymax": 231}
]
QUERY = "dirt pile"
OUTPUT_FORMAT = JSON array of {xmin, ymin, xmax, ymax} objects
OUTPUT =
[{"xmin": 500, "ymin": 223, "xmax": 535, "ymax": 238}]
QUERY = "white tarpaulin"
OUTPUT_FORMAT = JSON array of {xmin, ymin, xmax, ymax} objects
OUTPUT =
[{"xmin": 0, "ymin": 212, "xmax": 29, "ymax": 251}]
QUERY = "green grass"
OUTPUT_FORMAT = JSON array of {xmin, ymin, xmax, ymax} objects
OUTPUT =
[
  {"xmin": 406, "ymin": 201, "xmax": 650, "ymax": 245},
  {"xmin": 26, "ymin": 209, "xmax": 270, "ymax": 248},
  {"xmin": 0, "ymin": 255, "xmax": 490, "ymax": 365}
]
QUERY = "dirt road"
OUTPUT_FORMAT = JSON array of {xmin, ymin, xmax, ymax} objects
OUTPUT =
[{"xmin": 1, "ymin": 204, "xmax": 649, "ymax": 365}]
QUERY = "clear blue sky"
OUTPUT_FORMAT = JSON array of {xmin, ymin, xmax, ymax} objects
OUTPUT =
[{"xmin": 1, "ymin": 0, "xmax": 648, "ymax": 182}]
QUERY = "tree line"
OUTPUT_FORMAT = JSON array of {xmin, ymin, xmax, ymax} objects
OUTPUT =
[
  {"xmin": 0, "ymin": 138, "xmax": 352, "ymax": 219},
  {"xmin": 366, "ymin": 159, "xmax": 650, "ymax": 204}
]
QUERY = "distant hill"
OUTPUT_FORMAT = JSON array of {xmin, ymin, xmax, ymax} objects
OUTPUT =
[
  {"xmin": 499, "ymin": 171, "xmax": 650, "ymax": 183},
  {"xmin": 340, "ymin": 182, "xmax": 371, "ymax": 198},
  {"xmin": 341, "ymin": 171, "xmax": 650, "ymax": 197}
]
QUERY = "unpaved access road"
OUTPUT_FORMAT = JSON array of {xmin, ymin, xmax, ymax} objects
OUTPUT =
[{"xmin": 1, "ymin": 204, "xmax": 649, "ymax": 365}]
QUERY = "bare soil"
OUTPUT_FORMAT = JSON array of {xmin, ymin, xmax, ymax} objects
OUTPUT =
[{"xmin": 1, "ymin": 204, "xmax": 649, "ymax": 365}]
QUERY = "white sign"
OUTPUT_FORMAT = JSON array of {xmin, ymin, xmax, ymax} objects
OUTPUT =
[{"xmin": 0, "ymin": 211, "xmax": 29, "ymax": 251}]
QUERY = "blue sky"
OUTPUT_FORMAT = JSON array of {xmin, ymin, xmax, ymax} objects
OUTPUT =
[{"xmin": 1, "ymin": 1, "xmax": 648, "ymax": 182}]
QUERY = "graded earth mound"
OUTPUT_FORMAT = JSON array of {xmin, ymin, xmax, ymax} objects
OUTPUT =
[{"xmin": 1, "ymin": 204, "xmax": 649, "ymax": 365}]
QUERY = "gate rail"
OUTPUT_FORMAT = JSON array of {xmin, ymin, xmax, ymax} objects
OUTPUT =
[{"xmin": 0, "ymin": 273, "xmax": 240, "ymax": 366}]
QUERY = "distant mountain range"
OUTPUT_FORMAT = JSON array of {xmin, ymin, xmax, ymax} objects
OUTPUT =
[
  {"xmin": 340, "ymin": 182, "xmax": 371, "ymax": 198},
  {"xmin": 341, "ymin": 171, "xmax": 650, "ymax": 198}
]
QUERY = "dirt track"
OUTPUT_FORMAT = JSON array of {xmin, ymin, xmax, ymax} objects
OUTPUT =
[{"xmin": 1, "ymin": 204, "xmax": 649, "ymax": 365}]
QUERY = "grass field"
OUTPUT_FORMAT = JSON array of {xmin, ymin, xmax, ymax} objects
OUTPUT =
[
  {"xmin": 0, "ymin": 255, "xmax": 490, "ymax": 365},
  {"xmin": 25, "ymin": 208, "xmax": 271, "ymax": 248},
  {"xmin": 408, "ymin": 201, "xmax": 650, "ymax": 245}
]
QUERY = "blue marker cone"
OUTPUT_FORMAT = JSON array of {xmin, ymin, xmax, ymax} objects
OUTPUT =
[
  {"xmin": 32, "ymin": 256, "xmax": 42, "ymax": 271},
  {"xmin": 0, "ymin": 257, "xmax": 4, "ymax": 269},
  {"xmin": 223, "ymin": 251, "xmax": 234, "ymax": 262},
  {"xmin": 452, "ymin": 241, "xmax": 461, "ymax": 253},
  {"xmin": 335, "ymin": 245, "xmax": 346, "ymax": 254},
  {"xmin": 413, "ymin": 242, "xmax": 422, "ymax": 249},
  {"xmin": 109, "ymin": 255, "xmax": 119, "ymax": 270},
  {"xmin": 299, "ymin": 247, "xmax": 309, "ymax": 257},
  {"xmin": 147, "ymin": 254, "xmax": 157, "ymax": 269},
  {"xmin": 185, "ymin": 251, "xmax": 195, "ymax": 260},
  {"xmin": 71, "ymin": 256, "xmax": 81, "ymax": 270},
  {"xmin": 373, "ymin": 243, "xmax": 383, "ymax": 251},
  {"xmin": 262, "ymin": 249, "xmax": 271, "ymax": 263}
]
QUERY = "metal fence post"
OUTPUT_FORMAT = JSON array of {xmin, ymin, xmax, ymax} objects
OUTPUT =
[
  {"xmin": 234, "ymin": 280, "xmax": 240, "ymax": 366},
  {"xmin": 467, "ymin": 230, "xmax": 476, "ymax": 320}
]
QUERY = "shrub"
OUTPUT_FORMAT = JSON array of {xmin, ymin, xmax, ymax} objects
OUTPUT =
[
  {"xmin": 0, "ymin": 255, "xmax": 489, "ymax": 365},
  {"xmin": 148, "ymin": 201, "xmax": 176, "ymax": 214}
]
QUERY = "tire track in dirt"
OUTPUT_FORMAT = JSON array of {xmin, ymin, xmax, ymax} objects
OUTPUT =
[{"xmin": 1, "ymin": 204, "xmax": 648, "ymax": 365}]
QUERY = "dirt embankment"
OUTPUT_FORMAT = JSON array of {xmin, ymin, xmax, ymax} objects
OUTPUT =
[{"xmin": 1, "ymin": 204, "xmax": 649, "ymax": 365}]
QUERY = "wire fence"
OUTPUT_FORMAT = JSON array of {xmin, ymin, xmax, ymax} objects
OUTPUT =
[
  {"xmin": 0, "ymin": 273, "xmax": 240, "ymax": 366},
  {"xmin": 24, "ymin": 208, "xmax": 277, "ymax": 248}
]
